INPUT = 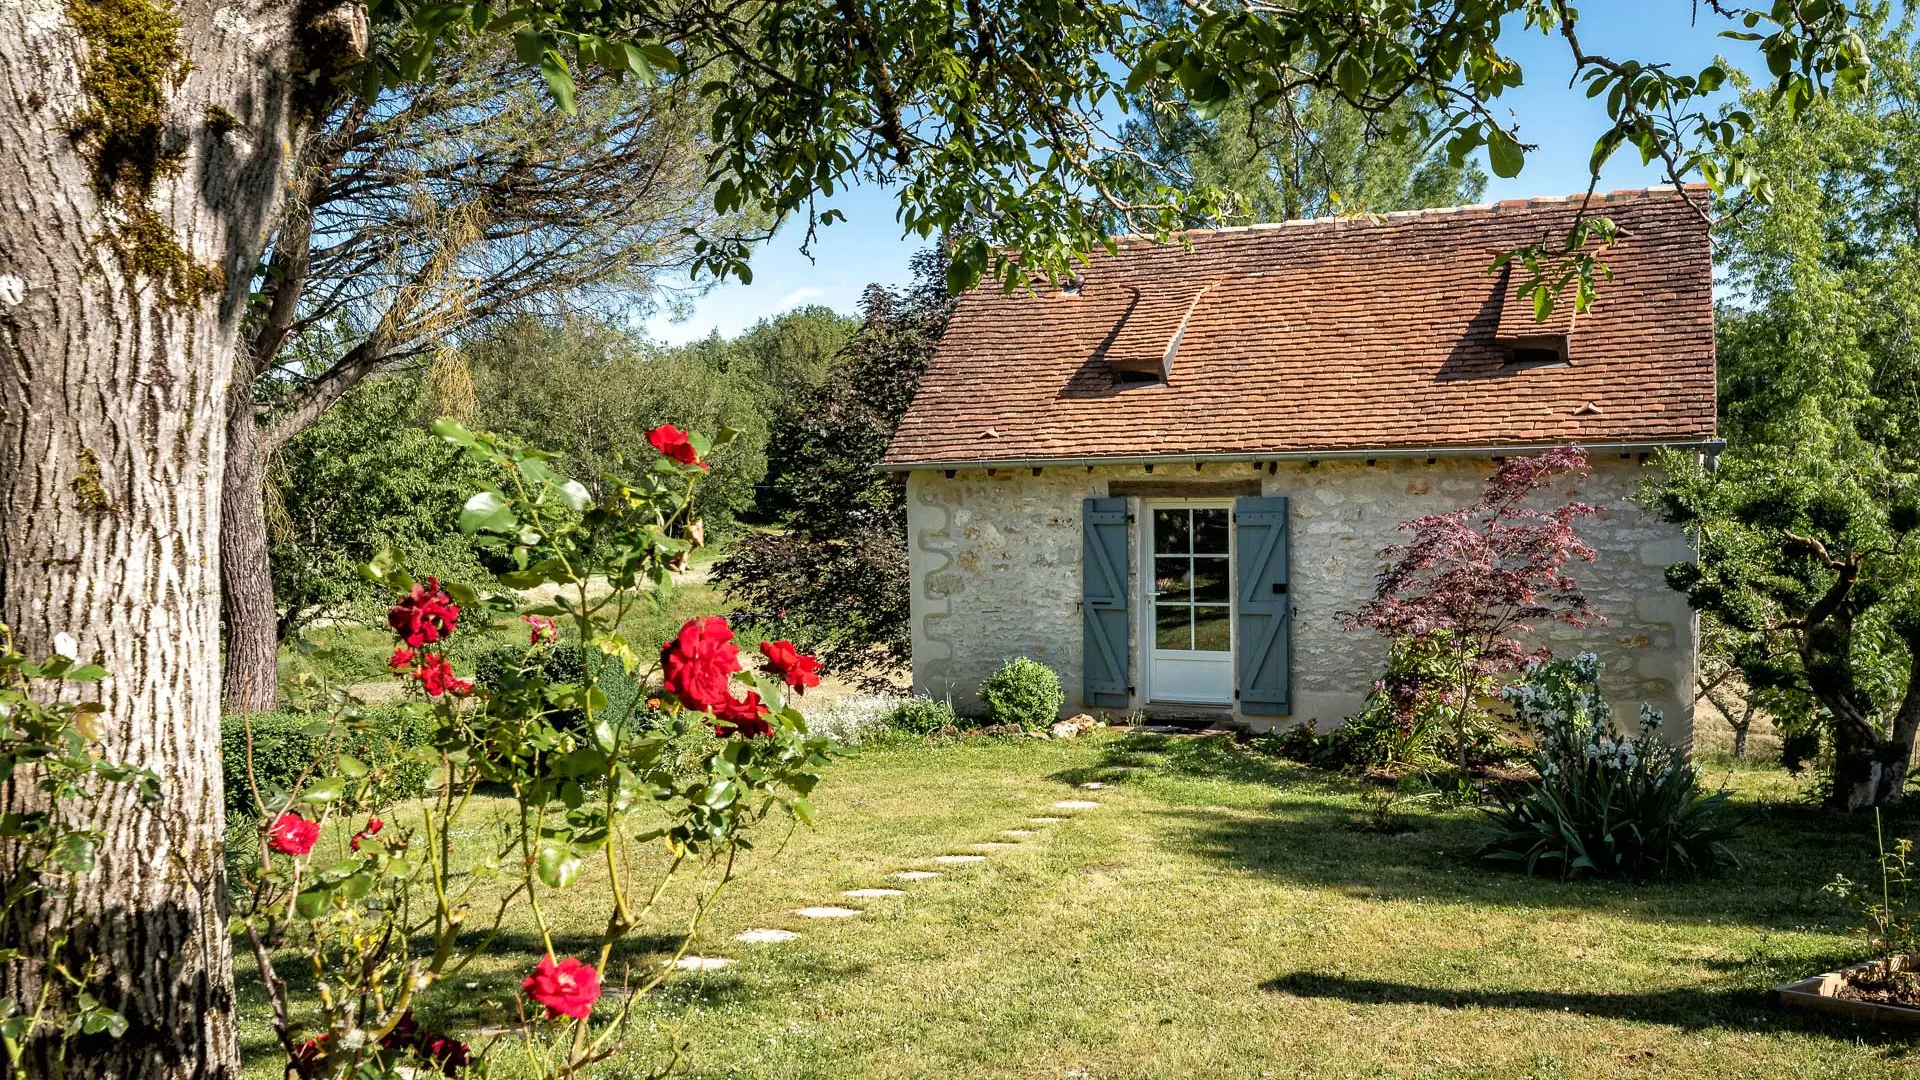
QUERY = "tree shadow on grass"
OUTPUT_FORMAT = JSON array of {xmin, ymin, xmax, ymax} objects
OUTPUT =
[
  {"xmin": 1052, "ymin": 732, "xmax": 1351, "ymax": 793},
  {"xmin": 1146, "ymin": 793, "xmax": 1875, "ymax": 933},
  {"xmin": 1261, "ymin": 971, "xmax": 1919, "ymax": 1049}
]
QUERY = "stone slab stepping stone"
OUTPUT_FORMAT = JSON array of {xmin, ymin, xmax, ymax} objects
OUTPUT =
[
  {"xmin": 1027, "ymin": 816, "xmax": 1065, "ymax": 824},
  {"xmin": 793, "ymin": 906, "xmax": 863, "ymax": 918},
  {"xmin": 999, "ymin": 829, "xmax": 1035, "ymax": 838},
  {"xmin": 932, "ymin": 854, "xmax": 987, "ymax": 864},
  {"xmin": 891, "ymin": 870, "xmax": 940, "ymax": 881},
  {"xmin": 970, "ymin": 842, "xmax": 1019, "ymax": 851},
  {"xmin": 734, "ymin": 928, "xmax": 800, "ymax": 944},
  {"xmin": 1079, "ymin": 781, "xmax": 1109, "ymax": 789},
  {"xmin": 844, "ymin": 887, "xmax": 907, "ymax": 899},
  {"xmin": 1052, "ymin": 800, "xmax": 1101, "ymax": 810},
  {"xmin": 672, "ymin": 956, "xmax": 734, "ymax": 972}
]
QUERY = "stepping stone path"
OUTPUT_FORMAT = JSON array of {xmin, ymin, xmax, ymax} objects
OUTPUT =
[
  {"xmin": 734, "ymin": 928, "xmax": 800, "ymax": 944},
  {"xmin": 672, "ymin": 956, "xmax": 734, "ymax": 972},
  {"xmin": 678, "ymin": 790, "xmax": 1108, "ymax": 988}
]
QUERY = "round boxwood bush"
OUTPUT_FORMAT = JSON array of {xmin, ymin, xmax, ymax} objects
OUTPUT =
[
  {"xmin": 221, "ymin": 706, "xmax": 433, "ymax": 820},
  {"xmin": 978, "ymin": 657, "xmax": 1065, "ymax": 731},
  {"xmin": 473, "ymin": 641, "xmax": 644, "ymax": 733}
]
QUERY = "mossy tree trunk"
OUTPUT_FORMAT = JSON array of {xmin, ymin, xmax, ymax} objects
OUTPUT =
[{"xmin": 0, "ymin": 1, "xmax": 357, "ymax": 1074}]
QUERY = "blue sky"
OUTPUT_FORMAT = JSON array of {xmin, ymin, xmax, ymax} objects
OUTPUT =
[{"xmin": 644, "ymin": 2, "xmax": 1751, "ymax": 344}]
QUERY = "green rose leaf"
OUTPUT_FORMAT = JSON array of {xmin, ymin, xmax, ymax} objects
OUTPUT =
[
  {"xmin": 536, "ymin": 843, "xmax": 583, "ymax": 889},
  {"xmin": 300, "ymin": 777, "xmax": 347, "ymax": 805},
  {"xmin": 460, "ymin": 491, "xmax": 515, "ymax": 535}
]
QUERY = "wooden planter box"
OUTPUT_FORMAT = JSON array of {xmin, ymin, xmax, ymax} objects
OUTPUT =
[{"xmin": 1775, "ymin": 955, "xmax": 1920, "ymax": 1026}]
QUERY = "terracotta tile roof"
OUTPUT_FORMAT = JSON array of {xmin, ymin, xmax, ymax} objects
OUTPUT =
[{"xmin": 881, "ymin": 187, "xmax": 1716, "ymax": 468}]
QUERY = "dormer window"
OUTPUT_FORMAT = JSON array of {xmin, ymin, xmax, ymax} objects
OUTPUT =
[
  {"xmin": 1502, "ymin": 334, "xmax": 1570, "ymax": 369},
  {"xmin": 1493, "ymin": 265, "xmax": 1578, "ymax": 368},
  {"xmin": 1098, "ymin": 280, "xmax": 1223, "ymax": 389}
]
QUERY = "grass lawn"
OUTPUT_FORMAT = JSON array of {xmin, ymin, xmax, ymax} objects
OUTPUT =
[{"xmin": 237, "ymin": 732, "xmax": 1919, "ymax": 1079}]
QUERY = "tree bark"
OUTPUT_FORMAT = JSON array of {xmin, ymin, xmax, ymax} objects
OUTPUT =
[
  {"xmin": 221, "ymin": 374, "xmax": 280, "ymax": 714},
  {"xmin": 0, "ymin": 1, "xmax": 326, "ymax": 1074}
]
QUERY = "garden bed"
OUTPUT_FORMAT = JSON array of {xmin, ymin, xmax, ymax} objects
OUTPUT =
[{"xmin": 1776, "ymin": 955, "xmax": 1920, "ymax": 1026}]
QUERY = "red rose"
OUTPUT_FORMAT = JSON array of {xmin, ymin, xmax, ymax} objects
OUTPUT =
[
  {"xmin": 759, "ymin": 640, "xmax": 822, "ymax": 693},
  {"xmin": 660, "ymin": 616, "xmax": 742, "ymax": 713},
  {"xmin": 389, "ymin": 645, "xmax": 416, "ymax": 670},
  {"xmin": 712, "ymin": 691, "xmax": 774, "ymax": 739},
  {"xmin": 292, "ymin": 1033, "xmax": 328, "ymax": 1077},
  {"xmin": 413, "ymin": 653, "xmax": 473, "ymax": 698},
  {"xmin": 422, "ymin": 1035, "xmax": 471, "ymax": 1074},
  {"xmin": 523, "ymin": 955, "xmax": 601, "ymax": 1020},
  {"xmin": 524, "ymin": 614, "xmax": 557, "ymax": 644},
  {"xmin": 269, "ymin": 812, "xmax": 320, "ymax": 856},
  {"xmin": 646, "ymin": 424, "xmax": 707, "ymax": 470},
  {"xmin": 350, "ymin": 816, "xmax": 384, "ymax": 852},
  {"xmin": 389, "ymin": 578, "xmax": 460, "ymax": 647}
]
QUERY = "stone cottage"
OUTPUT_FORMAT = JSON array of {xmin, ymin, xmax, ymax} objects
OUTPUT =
[{"xmin": 880, "ymin": 187, "xmax": 1718, "ymax": 744}]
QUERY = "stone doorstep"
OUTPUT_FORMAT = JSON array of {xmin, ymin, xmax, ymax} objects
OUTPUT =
[
  {"xmin": 891, "ymin": 870, "xmax": 940, "ymax": 880},
  {"xmin": 1027, "ymin": 816, "xmax": 1066, "ymax": 824},
  {"xmin": 1775, "ymin": 955, "xmax": 1920, "ymax": 1027},
  {"xmin": 792, "ymin": 906, "xmax": 863, "ymax": 918},
  {"xmin": 970, "ymin": 841, "xmax": 1020, "ymax": 851},
  {"xmin": 999, "ymin": 829, "xmax": 1036, "ymax": 838},
  {"xmin": 1052, "ymin": 800, "xmax": 1101, "ymax": 810},
  {"xmin": 1079, "ymin": 782, "xmax": 1108, "ymax": 789}
]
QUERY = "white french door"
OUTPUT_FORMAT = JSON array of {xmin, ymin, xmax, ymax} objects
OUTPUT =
[{"xmin": 1144, "ymin": 503, "xmax": 1234, "ymax": 706}]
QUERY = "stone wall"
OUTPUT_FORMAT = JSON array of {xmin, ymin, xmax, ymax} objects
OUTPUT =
[{"xmin": 904, "ymin": 454, "xmax": 1697, "ymax": 749}]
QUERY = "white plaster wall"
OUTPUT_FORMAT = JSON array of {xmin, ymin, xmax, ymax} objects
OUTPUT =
[{"xmin": 904, "ymin": 455, "xmax": 1697, "ymax": 749}]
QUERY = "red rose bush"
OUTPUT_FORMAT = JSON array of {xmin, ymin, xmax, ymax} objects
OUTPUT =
[{"xmin": 235, "ymin": 421, "xmax": 837, "ymax": 1080}]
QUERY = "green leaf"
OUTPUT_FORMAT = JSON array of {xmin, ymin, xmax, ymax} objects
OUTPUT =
[
  {"xmin": 540, "ymin": 52, "xmax": 577, "ymax": 115},
  {"xmin": 791, "ymin": 796, "xmax": 817, "ymax": 826},
  {"xmin": 536, "ymin": 843, "xmax": 583, "ymax": 888},
  {"xmin": 335, "ymin": 754, "xmax": 369, "ymax": 779},
  {"xmin": 558, "ymin": 479, "xmax": 592, "ymax": 512},
  {"xmin": 460, "ymin": 490, "xmax": 515, "ymax": 535},
  {"xmin": 50, "ymin": 832, "xmax": 97, "ymax": 873},
  {"xmin": 1487, "ymin": 128, "xmax": 1525, "ymax": 179},
  {"xmin": 295, "ymin": 886, "xmax": 332, "ymax": 919},
  {"xmin": 300, "ymin": 777, "xmax": 347, "ymax": 804}
]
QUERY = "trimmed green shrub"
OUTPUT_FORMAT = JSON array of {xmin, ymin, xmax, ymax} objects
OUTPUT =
[
  {"xmin": 978, "ymin": 658, "xmax": 1064, "ymax": 731},
  {"xmin": 222, "ymin": 707, "xmax": 433, "ymax": 819},
  {"xmin": 1479, "ymin": 654, "xmax": 1740, "ymax": 880},
  {"xmin": 472, "ymin": 641, "xmax": 644, "ymax": 732},
  {"xmin": 887, "ymin": 695, "xmax": 959, "ymax": 736}
]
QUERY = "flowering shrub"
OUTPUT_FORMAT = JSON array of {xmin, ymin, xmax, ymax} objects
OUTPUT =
[
  {"xmin": 1479, "ymin": 654, "xmax": 1739, "ymax": 880},
  {"xmin": 230, "ymin": 420, "xmax": 836, "ymax": 1079},
  {"xmin": 1343, "ymin": 448, "xmax": 1601, "ymax": 769}
]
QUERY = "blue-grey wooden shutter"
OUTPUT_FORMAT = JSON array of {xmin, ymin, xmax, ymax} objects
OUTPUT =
[
  {"xmin": 1083, "ymin": 497, "xmax": 1131, "ymax": 708},
  {"xmin": 1235, "ymin": 496, "xmax": 1291, "ymax": 715}
]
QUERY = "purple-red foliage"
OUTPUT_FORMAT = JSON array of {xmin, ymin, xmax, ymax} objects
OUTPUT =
[{"xmin": 1343, "ymin": 446, "xmax": 1602, "ymax": 679}]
